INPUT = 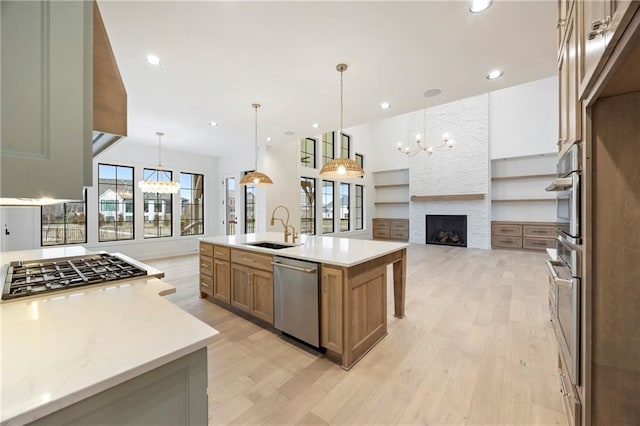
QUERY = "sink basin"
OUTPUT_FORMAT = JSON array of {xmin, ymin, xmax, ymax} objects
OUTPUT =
[{"xmin": 244, "ymin": 241, "xmax": 296, "ymax": 250}]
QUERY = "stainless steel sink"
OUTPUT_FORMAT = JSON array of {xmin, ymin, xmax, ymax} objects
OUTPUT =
[{"xmin": 243, "ymin": 241, "xmax": 296, "ymax": 250}]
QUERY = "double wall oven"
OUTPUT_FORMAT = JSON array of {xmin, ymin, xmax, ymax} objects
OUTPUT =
[{"xmin": 545, "ymin": 143, "xmax": 582, "ymax": 387}]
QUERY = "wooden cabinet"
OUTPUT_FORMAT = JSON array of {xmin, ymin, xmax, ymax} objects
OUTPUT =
[
  {"xmin": 558, "ymin": 350, "xmax": 582, "ymax": 426},
  {"xmin": 559, "ymin": 7, "xmax": 582, "ymax": 155},
  {"xmin": 372, "ymin": 218, "xmax": 409, "ymax": 241},
  {"xmin": 213, "ymin": 259, "xmax": 231, "ymax": 303},
  {"xmin": 321, "ymin": 265, "xmax": 343, "ymax": 355},
  {"xmin": 0, "ymin": 0, "xmax": 93, "ymax": 201},
  {"xmin": 491, "ymin": 222, "xmax": 557, "ymax": 251},
  {"xmin": 199, "ymin": 242, "xmax": 214, "ymax": 297},
  {"xmin": 229, "ymin": 249, "xmax": 274, "ymax": 324}
]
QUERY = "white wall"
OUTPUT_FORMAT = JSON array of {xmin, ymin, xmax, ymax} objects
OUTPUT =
[{"xmin": 489, "ymin": 76, "xmax": 558, "ymax": 159}]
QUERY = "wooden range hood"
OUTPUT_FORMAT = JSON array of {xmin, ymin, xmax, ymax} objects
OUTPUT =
[{"xmin": 92, "ymin": 1, "xmax": 127, "ymax": 157}]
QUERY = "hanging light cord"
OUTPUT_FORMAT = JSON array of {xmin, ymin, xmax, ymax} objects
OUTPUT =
[{"xmin": 253, "ymin": 103, "xmax": 260, "ymax": 170}]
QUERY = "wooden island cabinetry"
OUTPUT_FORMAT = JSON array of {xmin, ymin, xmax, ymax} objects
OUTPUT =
[{"xmin": 199, "ymin": 234, "xmax": 407, "ymax": 370}]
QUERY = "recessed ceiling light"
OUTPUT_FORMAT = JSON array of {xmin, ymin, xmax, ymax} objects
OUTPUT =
[
  {"xmin": 145, "ymin": 54, "xmax": 161, "ymax": 66},
  {"xmin": 469, "ymin": 0, "xmax": 492, "ymax": 13},
  {"xmin": 486, "ymin": 69, "xmax": 504, "ymax": 80},
  {"xmin": 208, "ymin": 121, "xmax": 217, "ymax": 127},
  {"xmin": 312, "ymin": 123, "xmax": 319, "ymax": 128},
  {"xmin": 380, "ymin": 102, "xmax": 391, "ymax": 110},
  {"xmin": 423, "ymin": 89, "xmax": 442, "ymax": 98},
  {"xmin": 266, "ymin": 137, "xmax": 272, "ymax": 142}
]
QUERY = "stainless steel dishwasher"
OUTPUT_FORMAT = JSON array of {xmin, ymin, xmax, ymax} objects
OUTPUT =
[{"xmin": 272, "ymin": 256, "xmax": 319, "ymax": 347}]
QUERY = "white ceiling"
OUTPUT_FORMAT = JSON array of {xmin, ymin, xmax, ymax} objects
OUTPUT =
[{"xmin": 98, "ymin": 0, "xmax": 557, "ymax": 158}]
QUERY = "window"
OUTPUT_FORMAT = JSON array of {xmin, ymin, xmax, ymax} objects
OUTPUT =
[
  {"xmin": 180, "ymin": 172, "xmax": 204, "ymax": 236},
  {"xmin": 41, "ymin": 191, "xmax": 87, "ymax": 246},
  {"xmin": 244, "ymin": 172, "xmax": 256, "ymax": 233},
  {"xmin": 340, "ymin": 133, "xmax": 351, "ymax": 158},
  {"xmin": 322, "ymin": 132, "xmax": 334, "ymax": 166},
  {"xmin": 301, "ymin": 138, "xmax": 316, "ymax": 168},
  {"xmin": 143, "ymin": 168, "xmax": 173, "ymax": 238},
  {"xmin": 340, "ymin": 183, "xmax": 350, "ymax": 232},
  {"xmin": 98, "ymin": 164, "xmax": 134, "ymax": 241},
  {"xmin": 355, "ymin": 153, "xmax": 364, "ymax": 169},
  {"xmin": 322, "ymin": 180, "xmax": 334, "ymax": 234},
  {"xmin": 355, "ymin": 184, "xmax": 364, "ymax": 230},
  {"xmin": 225, "ymin": 177, "xmax": 236, "ymax": 235},
  {"xmin": 300, "ymin": 177, "xmax": 316, "ymax": 235}
]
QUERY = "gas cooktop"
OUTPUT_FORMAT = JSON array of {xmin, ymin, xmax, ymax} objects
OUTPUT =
[{"xmin": 2, "ymin": 253, "xmax": 148, "ymax": 301}]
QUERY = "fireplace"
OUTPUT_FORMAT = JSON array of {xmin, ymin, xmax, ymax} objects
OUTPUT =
[{"xmin": 425, "ymin": 215, "xmax": 467, "ymax": 247}]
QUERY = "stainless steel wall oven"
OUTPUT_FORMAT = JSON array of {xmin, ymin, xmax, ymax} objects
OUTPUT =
[{"xmin": 546, "ymin": 143, "xmax": 581, "ymax": 245}]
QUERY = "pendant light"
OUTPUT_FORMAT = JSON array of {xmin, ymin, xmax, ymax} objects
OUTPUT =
[
  {"xmin": 397, "ymin": 108, "xmax": 455, "ymax": 157},
  {"xmin": 240, "ymin": 103, "xmax": 273, "ymax": 186},
  {"xmin": 138, "ymin": 132, "xmax": 180, "ymax": 194},
  {"xmin": 319, "ymin": 64, "xmax": 365, "ymax": 178}
]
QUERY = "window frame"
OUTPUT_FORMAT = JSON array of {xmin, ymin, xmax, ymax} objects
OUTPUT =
[
  {"xmin": 355, "ymin": 153, "xmax": 364, "ymax": 169},
  {"xmin": 244, "ymin": 171, "xmax": 256, "ymax": 233},
  {"xmin": 300, "ymin": 177, "xmax": 316, "ymax": 235},
  {"xmin": 301, "ymin": 138, "xmax": 317, "ymax": 169},
  {"xmin": 180, "ymin": 172, "xmax": 205, "ymax": 236},
  {"xmin": 355, "ymin": 184, "xmax": 364, "ymax": 230},
  {"xmin": 340, "ymin": 182, "xmax": 350, "ymax": 232},
  {"xmin": 142, "ymin": 168, "xmax": 174, "ymax": 239},
  {"xmin": 98, "ymin": 163, "xmax": 135, "ymax": 242},
  {"xmin": 41, "ymin": 190, "xmax": 87, "ymax": 246},
  {"xmin": 322, "ymin": 132, "xmax": 334, "ymax": 167},
  {"xmin": 340, "ymin": 132, "xmax": 351, "ymax": 159},
  {"xmin": 322, "ymin": 180, "xmax": 335, "ymax": 234}
]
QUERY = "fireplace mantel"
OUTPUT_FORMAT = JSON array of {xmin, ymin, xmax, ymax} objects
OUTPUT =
[{"xmin": 410, "ymin": 194, "xmax": 485, "ymax": 202}]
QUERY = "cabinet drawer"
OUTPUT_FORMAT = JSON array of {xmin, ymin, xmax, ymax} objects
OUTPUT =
[
  {"xmin": 523, "ymin": 225, "xmax": 556, "ymax": 238},
  {"xmin": 199, "ymin": 242, "xmax": 214, "ymax": 257},
  {"xmin": 199, "ymin": 274, "xmax": 213, "ymax": 296},
  {"xmin": 373, "ymin": 229, "xmax": 390, "ymax": 239},
  {"xmin": 213, "ymin": 245, "xmax": 231, "ymax": 261},
  {"xmin": 390, "ymin": 220, "xmax": 409, "ymax": 231},
  {"xmin": 523, "ymin": 238, "xmax": 556, "ymax": 250},
  {"xmin": 491, "ymin": 224, "xmax": 523, "ymax": 236},
  {"xmin": 491, "ymin": 236, "xmax": 523, "ymax": 249},
  {"xmin": 373, "ymin": 220, "xmax": 389, "ymax": 230},
  {"xmin": 390, "ymin": 230, "xmax": 409, "ymax": 240},
  {"xmin": 558, "ymin": 353, "xmax": 581, "ymax": 426},
  {"xmin": 231, "ymin": 249, "xmax": 273, "ymax": 271},
  {"xmin": 200, "ymin": 256, "xmax": 213, "ymax": 276}
]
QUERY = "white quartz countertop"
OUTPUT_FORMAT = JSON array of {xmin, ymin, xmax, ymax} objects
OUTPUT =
[
  {"xmin": 201, "ymin": 232, "xmax": 408, "ymax": 267},
  {"xmin": 0, "ymin": 249, "xmax": 219, "ymax": 426}
]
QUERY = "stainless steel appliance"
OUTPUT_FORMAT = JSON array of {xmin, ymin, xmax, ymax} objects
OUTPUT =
[
  {"xmin": 272, "ymin": 256, "xmax": 319, "ymax": 347},
  {"xmin": 2, "ymin": 253, "xmax": 147, "ymax": 301},
  {"xmin": 546, "ymin": 143, "xmax": 581, "ymax": 245}
]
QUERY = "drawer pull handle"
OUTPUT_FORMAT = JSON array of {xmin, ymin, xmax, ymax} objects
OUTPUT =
[
  {"xmin": 557, "ymin": 369, "xmax": 569, "ymax": 397},
  {"xmin": 242, "ymin": 257, "xmax": 255, "ymax": 263},
  {"xmin": 215, "ymin": 251, "xmax": 226, "ymax": 256},
  {"xmin": 201, "ymin": 262, "xmax": 210, "ymax": 268},
  {"xmin": 200, "ymin": 282, "xmax": 209, "ymax": 288}
]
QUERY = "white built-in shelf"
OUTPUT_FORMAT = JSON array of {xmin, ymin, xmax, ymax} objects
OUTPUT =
[
  {"xmin": 491, "ymin": 198, "xmax": 556, "ymax": 203},
  {"xmin": 374, "ymin": 201, "xmax": 410, "ymax": 205},
  {"xmin": 491, "ymin": 173, "xmax": 555, "ymax": 181},
  {"xmin": 374, "ymin": 184, "xmax": 410, "ymax": 189}
]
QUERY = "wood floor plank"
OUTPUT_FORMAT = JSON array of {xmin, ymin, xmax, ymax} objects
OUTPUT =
[{"xmin": 147, "ymin": 244, "xmax": 567, "ymax": 426}]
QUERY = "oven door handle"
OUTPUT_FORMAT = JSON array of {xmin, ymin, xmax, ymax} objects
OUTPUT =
[
  {"xmin": 545, "ymin": 177, "xmax": 573, "ymax": 192},
  {"xmin": 545, "ymin": 260, "xmax": 574, "ymax": 289}
]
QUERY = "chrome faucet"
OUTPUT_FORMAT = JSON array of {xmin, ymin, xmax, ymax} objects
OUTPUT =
[{"xmin": 270, "ymin": 205, "xmax": 292, "ymax": 242}]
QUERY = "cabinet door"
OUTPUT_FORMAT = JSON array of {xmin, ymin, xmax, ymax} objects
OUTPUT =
[
  {"xmin": 230, "ymin": 264, "xmax": 252, "ymax": 313},
  {"xmin": 559, "ymin": 10, "xmax": 582, "ymax": 155},
  {"xmin": 213, "ymin": 260, "xmax": 231, "ymax": 304},
  {"xmin": 321, "ymin": 266, "xmax": 343, "ymax": 354},
  {"xmin": 580, "ymin": 0, "xmax": 608, "ymax": 93},
  {"xmin": 251, "ymin": 269, "xmax": 274, "ymax": 324},
  {"xmin": 0, "ymin": 0, "xmax": 92, "ymax": 200}
]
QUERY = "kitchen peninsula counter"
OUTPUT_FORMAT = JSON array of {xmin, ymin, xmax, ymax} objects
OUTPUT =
[
  {"xmin": 0, "ymin": 247, "xmax": 219, "ymax": 426},
  {"xmin": 200, "ymin": 232, "xmax": 408, "ymax": 369}
]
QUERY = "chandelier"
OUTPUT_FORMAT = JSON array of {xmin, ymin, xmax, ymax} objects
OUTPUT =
[
  {"xmin": 240, "ymin": 103, "xmax": 273, "ymax": 185},
  {"xmin": 397, "ymin": 109, "xmax": 455, "ymax": 157},
  {"xmin": 319, "ymin": 63, "xmax": 365, "ymax": 178},
  {"xmin": 138, "ymin": 132, "xmax": 180, "ymax": 194}
]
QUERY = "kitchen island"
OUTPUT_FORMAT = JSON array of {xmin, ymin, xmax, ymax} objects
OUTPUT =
[
  {"xmin": 0, "ymin": 247, "xmax": 219, "ymax": 426},
  {"xmin": 199, "ymin": 232, "xmax": 408, "ymax": 369}
]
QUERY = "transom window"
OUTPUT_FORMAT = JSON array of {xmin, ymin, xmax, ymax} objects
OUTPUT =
[
  {"xmin": 301, "ymin": 138, "xmax": 316, "ymax": 168},
  {"xmin": 340, "ymin": 133, "xmax": 351, "ymax": 158},
  {"xmin": 322, "ymin": 132, "xmax": 334, "ymax": 167}
]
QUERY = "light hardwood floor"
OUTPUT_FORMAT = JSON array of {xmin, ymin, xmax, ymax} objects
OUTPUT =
[{"xmin": 147, "ymin": 244, "xmax": 567, "ymax": 426}]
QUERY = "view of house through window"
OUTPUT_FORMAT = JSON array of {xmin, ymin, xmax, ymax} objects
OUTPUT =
[
  {"xmin": 225, "ymin": 177, "xmax": 236, "ymax": 235},
  {"xmin": 98, "ymin": 164, "xmax": 134, "ymax": 241},
  {"xmin": 244, "ymin": 172, "xmax": 256, "ymax": 233},
  {"xmin": 301, "ymin": 138, "xmax": 316, "ymax": 168},
  {"xmin": 41, "ymin": 191, "xmax": 87, "ymax": 246},
  {"xmin": 355, "ymin": 184, "xmax": 364, "ymax": 230},
  {"xmin": 143, "ymin": 168, "xmax": 173, "ymax": 238},
  {"xmin": 180, "ymin": 172, "xmax": 204, "ymax": 236},
  {"xmin": 300, "ymin": 177, "xmax": 316, "ymax": 234},
  {"xmin": 322, "ymin": 180, "xmax": 334, "ymax": 234},
  {"xmin": 340, "ymin": 183, "xmax": 350, "ymax": 231}
]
